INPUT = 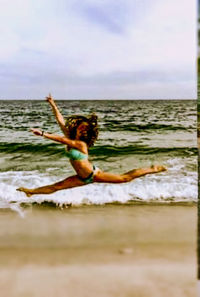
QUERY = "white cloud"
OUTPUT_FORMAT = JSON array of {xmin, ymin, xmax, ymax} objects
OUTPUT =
[{"xmin": 0, "ymin": 0, "xmax": 197, "ymax": 99}]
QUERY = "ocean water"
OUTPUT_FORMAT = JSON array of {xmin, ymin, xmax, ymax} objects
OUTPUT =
[{"xmin": 0, "ymin": 100, "xmax": 197, "ymax": 212}]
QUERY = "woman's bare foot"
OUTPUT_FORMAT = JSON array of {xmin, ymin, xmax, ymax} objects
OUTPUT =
[
  {"xmin": 151, "ymin": 165, "xmax": 167, "ymax": 173},
  {"xmin": 16, "ymin": 187, "xmax": 33, "ymax": 197}
]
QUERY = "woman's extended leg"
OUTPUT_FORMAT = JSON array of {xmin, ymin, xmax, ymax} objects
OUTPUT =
[
  {"xmin": 94, "ymin": 165, "xmax": 166, "ymax": 183},
  {"xmin": 17, "ymin": 175, "xmax": 85, "ymax": 197},
  {"xmin": 17, "ymin": 165, "xmax": 166, "ymax": 197}
]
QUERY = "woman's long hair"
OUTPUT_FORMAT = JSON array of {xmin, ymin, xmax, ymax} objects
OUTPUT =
[{"xmin": 65, "ymin": 113, "xmax": 98, "ymax": 147}]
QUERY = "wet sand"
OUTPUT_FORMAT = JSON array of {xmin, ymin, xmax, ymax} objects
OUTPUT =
[{"xmin": 0, "ymin": 204, "xmax": 197, "ymax": 297}]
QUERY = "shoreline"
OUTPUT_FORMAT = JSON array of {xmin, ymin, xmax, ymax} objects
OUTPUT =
[{"xmin": 6, "ymin": 200, "xmax": 198, "ymax": 210}]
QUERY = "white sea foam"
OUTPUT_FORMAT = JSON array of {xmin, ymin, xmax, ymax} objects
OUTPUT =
[{"xmin": 0, "ymin": 165, "xmax": 197, "ymax": 214}]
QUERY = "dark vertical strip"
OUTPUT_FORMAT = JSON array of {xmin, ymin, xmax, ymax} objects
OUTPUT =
[
  {"xmin": 198, "ymin": 149, "xmax": 200, "ymax": 279},
  {"xmin": 198, "ymin": 0, "xmax": 200, "ymax": 279}
]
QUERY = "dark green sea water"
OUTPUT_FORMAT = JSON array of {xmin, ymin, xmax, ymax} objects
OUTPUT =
[{"xmin": 0, "ymin": 100, "xmax": 197, "ymax": 209}]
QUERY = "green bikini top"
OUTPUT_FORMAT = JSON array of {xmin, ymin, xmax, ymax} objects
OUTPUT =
[{"xmin": 65, "ymin": 148, "xmax": 88, "ymax": 161}]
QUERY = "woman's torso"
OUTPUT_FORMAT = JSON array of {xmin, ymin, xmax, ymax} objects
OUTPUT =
[{"xmin": 65, "ymin": 147, "xmax": 94, "ymax": 178}]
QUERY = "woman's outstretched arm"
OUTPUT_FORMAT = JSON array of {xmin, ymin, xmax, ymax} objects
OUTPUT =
[
  {"xmin": 30, "ymin": 128, "xmax": 87, "ymax": 151},
  {"xmin": 46, "ymin": 94, "xmax": 69, "ymax": 137}
]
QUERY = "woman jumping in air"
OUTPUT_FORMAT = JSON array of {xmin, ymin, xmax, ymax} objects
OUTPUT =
[{"xmin": 17, "ymin": 95, "xmax": 166, "ymax": 197}]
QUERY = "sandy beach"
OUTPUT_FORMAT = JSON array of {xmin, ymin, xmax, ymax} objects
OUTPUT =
[{"xmin": 0, "ymin": 204, "xmax": 197, "ymax": 297}]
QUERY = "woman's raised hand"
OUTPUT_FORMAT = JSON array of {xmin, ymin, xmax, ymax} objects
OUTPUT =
[
  {"xmin": 30, "ymin": 128, "xmax": 43, "ymax": 136},
  {"xmin": 46, "ymin": 93, "xmax": 55, "ymax": 105}
]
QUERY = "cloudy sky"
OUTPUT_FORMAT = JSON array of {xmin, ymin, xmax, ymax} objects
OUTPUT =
[{"xmin": 0, "ymin": 0, "xmax": 197, "ymax": 99}]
